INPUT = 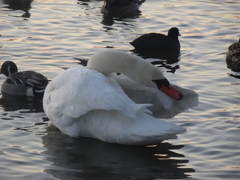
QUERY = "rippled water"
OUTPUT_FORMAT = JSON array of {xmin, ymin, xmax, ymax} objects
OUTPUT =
[{"xmin": 0, "ymin": 0, "xmax": 240, "ymax": 179}]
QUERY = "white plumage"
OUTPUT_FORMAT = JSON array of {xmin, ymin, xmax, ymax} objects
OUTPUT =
[{"xmin": 43, "ymin": 49, "xmax": 198, "ymax": 145}]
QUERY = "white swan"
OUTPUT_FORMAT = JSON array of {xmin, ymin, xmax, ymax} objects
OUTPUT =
[{"xmin": 43, "ymin": 49, "xmax": 198, "ymax": 145}]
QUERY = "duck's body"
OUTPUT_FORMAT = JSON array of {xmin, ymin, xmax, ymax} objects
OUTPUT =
[
  {"xmin": 2, "ymin": 0, "xmax": 33, "ymax": 3},
  {"xmin": 130, "ymin": 27, "xmax": 181, "ymax": 53},
  {"xmin": 101, "ymin": 0, "xmax": 145, "ymax": 17},
  {"xmin": 43, "ymin": 50, "xmax": 198, "ymax": 145},
  {"xmin": 2, "ymin": 0, "xmax": 33, "ymax": 7},
  {"xmin": 226, "ymin": 38, "xmax": 240, "ymax": 72},
  {"xmin": 0, "ymin": 61, "xmax": 48, "ymax": 98}
]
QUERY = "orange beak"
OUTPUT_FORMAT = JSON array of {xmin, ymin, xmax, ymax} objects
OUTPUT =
[
  {"xmin": 152, "ymin": 79, "xmax": 183, "ymax": 100},
  {"xmin": 160, "ymin": 84, "xmax": 183, "ymax": 100}
]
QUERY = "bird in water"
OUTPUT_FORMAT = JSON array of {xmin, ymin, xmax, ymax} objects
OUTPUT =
[
  {"xmin": 101, "ymin": 0, "xmax": 145, "ymax": 17},
  {"xmin": 43, "ymin": 49, "xmax": 198, "ymax": 145},
  {"xmin": 0, "ymin": 61, "xmax": 48, "ymax": 98},
  {"xmin": 226, "ymin": 38, "xmax": 240, "ymax": 72},
  {"xmin": 130, "ymin": 27, "xmax": 181, "ymax": 54}
]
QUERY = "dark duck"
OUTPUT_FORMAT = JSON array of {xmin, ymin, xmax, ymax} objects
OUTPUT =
[
  {"xmin": 226, "ymin": 38, "xmax": 240, "ymax": 72},
  {"xmin": 130, "ymin": 27, "xmax": 181, "ymax": 53},
  {"xmin": 0, "ymin": 61, "xmax": 49, "ymax": 98},
  {"xmin": 101, "ymin": 0, "xmax": 145, "ymax": 17}
]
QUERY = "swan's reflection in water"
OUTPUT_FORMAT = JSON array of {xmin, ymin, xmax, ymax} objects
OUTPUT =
[{"xmin": 42, "ymin": 125, "xmax": 194, "ymax": 179}]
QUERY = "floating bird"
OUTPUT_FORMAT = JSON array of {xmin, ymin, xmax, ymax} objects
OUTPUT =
[
  {"xmin": 43, "ymin": 49, "xmax": 198, "ymax": 145},
  {"xmin": 130, "ymin": 27, "xmax": 181, "ymax": 53},
  {"xmin": 0, "ymin": 61, "xmax": 48, "ymax": 98},
  {"xmin": 226, "ymin": 38, "xmax": 240, "ymax": 72},
  {"xmin": 2, "ymin": 0, "xmax": 33, "ymax": 9},
  {"xmin": 101, "ymin": 0, "xmax": 145, "ymax": 17}
]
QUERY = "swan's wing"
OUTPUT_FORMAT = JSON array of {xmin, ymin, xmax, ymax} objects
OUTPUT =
[{"xmin": 43, "ymin": 67, "xmax": 151, "ymax": 120}]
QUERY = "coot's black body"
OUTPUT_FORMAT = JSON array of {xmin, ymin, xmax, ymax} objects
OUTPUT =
[{"xmin": 130, "ymin": 27, "xmax": 181, "ymax": 53}]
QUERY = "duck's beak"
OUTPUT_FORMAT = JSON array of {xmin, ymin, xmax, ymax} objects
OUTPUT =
[{"xmin": 152, "ymin": 79, "xmax": 183, "ymax": 100}]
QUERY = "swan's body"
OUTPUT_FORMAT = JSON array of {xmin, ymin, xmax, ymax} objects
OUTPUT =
[{"xmin": 43, "ymin": 50, "xmax": 198, "ymax": 145}]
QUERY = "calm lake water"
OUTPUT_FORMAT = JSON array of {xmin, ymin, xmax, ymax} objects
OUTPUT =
[{"xmin": 0, "ymin": 0, "xmax": 240, "ymax": 179}]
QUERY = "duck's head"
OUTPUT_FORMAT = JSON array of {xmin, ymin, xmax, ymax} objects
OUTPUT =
[
  {"xmin": 168, "ymin": 27, "xmax": 181, "ymax": 38},
  {"xmin": 0, "ymin": 61, "xmax": 18, "ymax": 77}
]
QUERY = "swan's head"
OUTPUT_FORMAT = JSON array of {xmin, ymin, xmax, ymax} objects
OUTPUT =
[
  {"xmin": 152, "ymin": 79, "xmax": 183, "ymax": 100},
  {"xmin": 88, "ymin": 49, "xmax": 183, "ymax": 100}
]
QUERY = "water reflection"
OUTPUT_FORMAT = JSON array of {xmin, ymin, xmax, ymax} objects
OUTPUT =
[
  {"xmin": 101, "ymin": 13, "xmax": 141, "ymax": 26},
  {"xmin": 0, "ymin": 41, "xmax": 2, "ymax": 49},
  {"xmin": 1, "ymin": 0, "xmax": 33, "ymax": 17},
  {"xmin": 101, "ymin": 17, "xmax": 137, "ymax": 30},
  {"xmin": 42, "ymin": 125, "xmax": 194, "ymax": 180},
  {"xmin": 228, "ymin": 73, "xmax": 240, "ymax": 79},
  {"xmin": 77, "ymin": 0, "xmax": 102, "ymax": 2},
  {"xmin": 0, "ymin": 92, "xmax": 44, "ymax": 112},
  {"xmin": 132, "ymin": 50, "xmax": 181, "ymax": 74},
  {"xmin": 77, "ymin": 0, "xmax": 102, "ymax": 7}
]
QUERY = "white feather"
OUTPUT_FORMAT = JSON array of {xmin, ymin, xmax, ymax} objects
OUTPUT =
[{"xmin": 43, "ymin": 49, "xmax": 198, "ymax": 145}]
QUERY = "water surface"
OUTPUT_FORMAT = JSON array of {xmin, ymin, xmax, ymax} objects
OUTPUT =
[{"xmin": 0, "ymin": 0, "xmax": 240, "ymax": 179}]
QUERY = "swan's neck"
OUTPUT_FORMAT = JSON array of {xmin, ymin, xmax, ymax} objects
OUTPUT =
[{"xmin": 87, "ymin": 50, "xmax": 165, "ymax": 87}]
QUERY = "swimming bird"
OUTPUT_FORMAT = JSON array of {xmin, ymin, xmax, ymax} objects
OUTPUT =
[
  {"xmin": 226, "ymin": 38, "xmax": 240, "ymax": 72},
  {"xmin": 101, "ymin": 0, "xmax": 145, "ymax": 17},
  {"xmin": 2, "ymin": 0, "xmax": 33, "ymax": 9},
  {"xmin": 130, "ymin": 27, "xmax": 181, "ymax": 53},
  {"xmin": 0, "ymin": 61, "xmax": 48, "ymax": 98},
  {"xmin": 2, "ymin": 0, "xmax": 33, "ymax": 2},
  {"xmin": 43, "ymin": 49, "xmax": 198, "ymax": 145}
]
